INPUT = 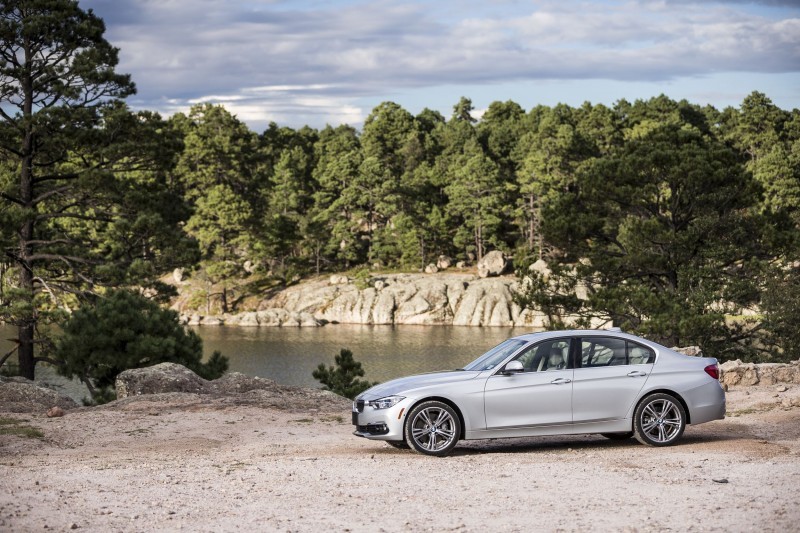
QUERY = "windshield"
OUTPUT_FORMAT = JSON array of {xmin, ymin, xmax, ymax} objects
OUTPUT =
[{"xmin": 462, "ymin": 339, "xmax": 527, "ymax": 371}]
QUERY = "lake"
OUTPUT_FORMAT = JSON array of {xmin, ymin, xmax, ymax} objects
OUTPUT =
[{"xmin": 0, "ymin": 323, "xmax": 531, "ymax": 401}]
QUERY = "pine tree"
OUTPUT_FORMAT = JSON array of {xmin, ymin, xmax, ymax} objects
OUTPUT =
[
  {"xmin": 312, "ymin": 349, "xmax": 375, "ymax": 400},
  {"xmin": 175, "ymin": 104, "xmax": 259, "ymax": 312},
  {"xmin": 0, "ymin": 1, "xmax": 192, "ymax": 379},
  {"xmin": 55, "ymin": 289, "xmax": 228, "ymax": 403}
]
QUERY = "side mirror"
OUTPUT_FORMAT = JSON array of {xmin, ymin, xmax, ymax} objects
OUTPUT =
[{"xmin": 502, "ymin": 360, "xmax": 524, "ymax": 375}]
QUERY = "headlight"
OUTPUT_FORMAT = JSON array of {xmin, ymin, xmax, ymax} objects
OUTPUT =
[{"xmin": 368, "ymin": 395, "xmax": 405, "ymax": 410}]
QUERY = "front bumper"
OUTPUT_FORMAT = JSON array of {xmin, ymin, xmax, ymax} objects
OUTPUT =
[{"xmin": 351, "ymin": 398, "xmax": 410, "ymax": 441}]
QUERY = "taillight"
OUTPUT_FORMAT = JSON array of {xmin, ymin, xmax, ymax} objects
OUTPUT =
[{"xmin": 704, "ymin": 364, "xmax": 719, "ymax": 380}]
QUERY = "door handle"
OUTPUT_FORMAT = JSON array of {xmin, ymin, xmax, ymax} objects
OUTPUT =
[
  {"xmin": 550, "ymin": 378, "xmax": 572, "ymax": 384},
  {"xmin": 627, "ymin": 371, "xmax": 647, "ymax": 377}
]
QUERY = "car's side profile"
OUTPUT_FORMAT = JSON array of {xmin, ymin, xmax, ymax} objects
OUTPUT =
[{"xmin": 352, "ymin": 330, "xmax": 725, "ymax": 456}]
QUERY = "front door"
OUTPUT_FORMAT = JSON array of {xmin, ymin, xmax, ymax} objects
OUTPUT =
[{"xmin": 483, "ymin": 338, "xmax": 574, "ymax": 429}]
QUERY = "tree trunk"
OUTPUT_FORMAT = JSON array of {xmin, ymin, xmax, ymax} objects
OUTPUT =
[
  {"xmin": 18, "ymin": 200, "xmax": 35, "ymax": 380},
  {"xmin": 17, "ymin": 324, "xmax": 35, "ymax": 380},
  {"xmin": 0, "ymin": 261, "xmax": 5, "ymax": 303},
  {"xmin": 528, "ymin": 193, "xmax": 537, "ymax": 254},
  {"xmin": 17, "ymin": 213, "xmax": 35, "ymax": 381},
  {"xmin": 17, "ymin": 32, "xmax": 36, "ymax": 380},
  {"xmin": 475, "ymin": 219, "xmax": 484, "ymax": 261}
]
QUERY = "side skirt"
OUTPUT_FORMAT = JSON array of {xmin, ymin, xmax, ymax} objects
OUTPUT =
[{"xmin": 465, "ymin": 419, "xmax": 633, "ymax": 440}]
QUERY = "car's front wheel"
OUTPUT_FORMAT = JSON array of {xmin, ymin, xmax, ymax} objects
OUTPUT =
[
  {"xmin": 404, "ymin": 401, "xmax": 460, "ymax": 456},
  {"xmin": 633, "ymin": 393, "xmax": 686, "ymax": 446}
]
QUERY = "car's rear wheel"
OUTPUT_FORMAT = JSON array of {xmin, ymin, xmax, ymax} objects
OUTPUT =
[
  {"xmin": 385, "ymin": 440, "xmax": 409, "ymax": 449},
  {"xmin": 601, "ymin": 432, "xmax": 634, "ymax": 440},
  {"xmin": 634, "ymin": 393, "xmax": 686, "ymax": 446},
  {"xmin": 404, "ymin": 401, "xmax": 460, "ymax": 457}
]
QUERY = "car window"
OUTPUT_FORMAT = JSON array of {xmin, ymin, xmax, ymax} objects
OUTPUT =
[
  {"xmin": 581, "ymin": 337, "xmax": 656, "ymax": 367},
  {"xmin": 513, "ymin": 339, "xmax": 571, "ymax": 372},
  {"xmin": 581, "ymin": 337, "xmax": 627, "ymax": 367},
  {"xmin": 628, "ymin": 342, "xmax": 655, "ymax": 365}
]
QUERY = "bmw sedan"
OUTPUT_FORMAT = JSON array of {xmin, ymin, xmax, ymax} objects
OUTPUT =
[{"xmin": 352, "ymin": 330, "xmax": 725, "ymax": 456}]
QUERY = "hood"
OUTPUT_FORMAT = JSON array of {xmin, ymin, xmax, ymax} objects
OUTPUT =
[{"xmin": 358, "ymin": 370, "xmax": 481, "ymax": 400}]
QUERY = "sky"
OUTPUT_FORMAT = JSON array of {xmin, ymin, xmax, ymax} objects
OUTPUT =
[{"xmin": 81, "ymin": 0, "xmax": 800, "ymax": 132}]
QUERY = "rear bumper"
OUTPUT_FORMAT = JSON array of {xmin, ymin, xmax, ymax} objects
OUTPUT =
[{"xmin": 685, "ymin": 380, "xmax": 726, "ymax": 425}]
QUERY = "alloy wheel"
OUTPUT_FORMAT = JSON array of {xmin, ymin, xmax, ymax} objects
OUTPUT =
[
  {"xmin": 405, "ymin": 401, "xmax": 460, "ymax": 456},
  {"xmin": 634, "ymin": 393, "xmax": 686, "ymax": 446}
]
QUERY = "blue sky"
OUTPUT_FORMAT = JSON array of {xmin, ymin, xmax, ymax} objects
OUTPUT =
[{"xmin": 82, "ymin": 0, "xmax": 800, "ymax": 131}]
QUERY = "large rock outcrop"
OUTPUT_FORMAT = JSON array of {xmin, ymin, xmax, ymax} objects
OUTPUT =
[
  {"xmin": 720, "ymin": 360, "xmax": 800, "ymax": 387},
  {"xmin": 273, "ymin": 273, "xmax": 530, "ymax": 326},
  {"xmin": 671, "ymin": 349, "xmax": 800, "ymax": 387},
  {"xmin": 0, "ymin": 376, "xmax": 78, "ymax": 413},
  {"xmin": 115, "ymin": 363, "xmax": 349, "ymax": 411},
  {"xmin": 178, "ymin": 273, "xmax": 591, "ymax": 328},
  {"xmin": 115, "ymin": 363, "xmax": 207, "ymax": 398}
]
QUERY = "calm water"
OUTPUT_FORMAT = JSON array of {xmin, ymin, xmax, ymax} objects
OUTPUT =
[
  {"xmin": 0, "ymin": 324, "xmax": 531, "ymax": 400},
  {"xmin": 194, "ymin": 324, "xmax": 531, "ymax": 387}
]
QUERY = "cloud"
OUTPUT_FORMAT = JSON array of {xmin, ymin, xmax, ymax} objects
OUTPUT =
[
  {"xmin": 82, "ymin": 0, "xmax": 800, "ymax": 129},
  {"xmin": 661, "ymin": 0, "xmax": 800, "ymax": 7}
]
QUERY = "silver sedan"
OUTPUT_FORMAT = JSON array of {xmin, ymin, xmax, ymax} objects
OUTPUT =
[{"xmin": 352, "ymin": 330, "xmax": 725, "ymax": 456}]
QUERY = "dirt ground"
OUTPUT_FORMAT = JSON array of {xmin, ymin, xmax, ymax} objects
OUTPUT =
[{"xmin": 1, "ymin": 385, "xmax": 799, "ymax": 532}]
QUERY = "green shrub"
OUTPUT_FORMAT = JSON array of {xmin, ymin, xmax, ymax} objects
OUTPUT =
[
  {"xmin": 353, "ymin": 268, "xmax": 372, "ymax": 290},
  {"xmin": 312, "ymin": 348, "xmax": 376, "ymax": 399}
]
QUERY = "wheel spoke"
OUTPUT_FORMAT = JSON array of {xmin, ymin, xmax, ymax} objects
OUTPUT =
[
  {"xmin": 426, "ymin": 435, "xmax": 437, "ymax": 451},
  {"xmin": 438, "ymin": 428, "xmax": 455, "ymax": 439},
  {"xmin": 644, "ymin": 404, "xmax": 659, "ymax": 419},
  {"xmin": 419, "ymin": 410, "xmax": 434, "ymax": 427},
  {"xmin": 412, "ymin": 428, "xmax": 427, "ymax": 439},
  {"xmin": 434, "ymin": 409, "xmax": 450, "ymax": 427},
  {"xmin": 642, "ymin": 420, "xmax": 658, "ymax": 433},
  {"xmin": 657, "ymin": 425, "xmax": 666, "ymax": 442}
]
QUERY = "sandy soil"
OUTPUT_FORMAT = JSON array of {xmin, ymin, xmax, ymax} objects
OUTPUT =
[{"xmin": 1, "ymin": 385, "xmax": 799, "ymax": 532}]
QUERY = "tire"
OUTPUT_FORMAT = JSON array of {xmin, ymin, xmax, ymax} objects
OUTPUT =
[
  {"xmin": 633, "ymin": 393, "xmax": 686, "ymax": 447},
  {"xmin": 385, "ymin": 440, "xmax": 410, "ymax": 450},
  {"xmin": 404, "ymin": 401, "xmax": 461, "ymax": 457},
  {"xmin": 601, "ymin": 432, "xmax": 634, "ymax": 441}
]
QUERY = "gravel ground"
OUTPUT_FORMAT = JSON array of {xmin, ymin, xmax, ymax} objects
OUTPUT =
[{"xmin": 1, "ymin": 385, "xmax": 799, "ymax": 532}]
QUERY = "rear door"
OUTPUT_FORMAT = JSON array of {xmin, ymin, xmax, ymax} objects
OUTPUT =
[
  {"xmin": 571, "ymin": 336, "xmax": 655, "ymax": 424},
  {"xmin": 483, "ymin": 338, "xmax": 574, "ymax": 429}
]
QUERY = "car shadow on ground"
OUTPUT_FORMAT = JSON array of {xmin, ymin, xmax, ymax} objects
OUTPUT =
[
  {"xmin": 369, "ymin": 426, "xmax": 768, "ymax": 457},
  {"xmin": 451, "ymin": 436, "xmax": 638, "ymax": 456}
]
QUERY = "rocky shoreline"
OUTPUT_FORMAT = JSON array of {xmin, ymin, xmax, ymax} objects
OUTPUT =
[{"xmin": 177, "ymin": 272, "xmax": 595, "ymax": 329}]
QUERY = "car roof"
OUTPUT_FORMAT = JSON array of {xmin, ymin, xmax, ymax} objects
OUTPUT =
[{"xmin": 510, "ymin": 329, "xmax": 662, "ymax": 347}]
